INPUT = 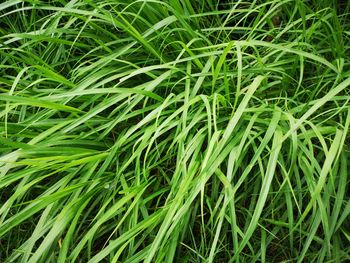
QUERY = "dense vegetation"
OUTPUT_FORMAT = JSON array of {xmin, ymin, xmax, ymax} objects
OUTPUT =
[{"xmin": 1, "ymin": 0, "xmax": 350, "ymax": 262}]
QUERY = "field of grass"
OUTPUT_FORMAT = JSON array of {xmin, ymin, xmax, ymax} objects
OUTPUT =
[{"xmin": 0, "ymin": 0, "xmax": 350, "ymax": 262}]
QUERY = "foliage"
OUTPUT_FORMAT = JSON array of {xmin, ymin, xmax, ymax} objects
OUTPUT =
[{"xmin": 1, "ymin": 0, "xmax": 350, "ymax": 262}]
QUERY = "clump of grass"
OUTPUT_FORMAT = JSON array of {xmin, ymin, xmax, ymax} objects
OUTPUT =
[{"xmin": 0, "ymin": 0, "xmax": 350, "ymax": 262}]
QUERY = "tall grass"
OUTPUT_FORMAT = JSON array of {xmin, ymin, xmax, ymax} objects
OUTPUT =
[{"xmin": 0, "ymin": 0, "xmax": 350, "ymax": 262}]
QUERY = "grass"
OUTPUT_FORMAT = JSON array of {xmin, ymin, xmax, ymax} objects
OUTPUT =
[{"xmin": 0, "ymin": 0, "xmax": 350, "ymax": 262}]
